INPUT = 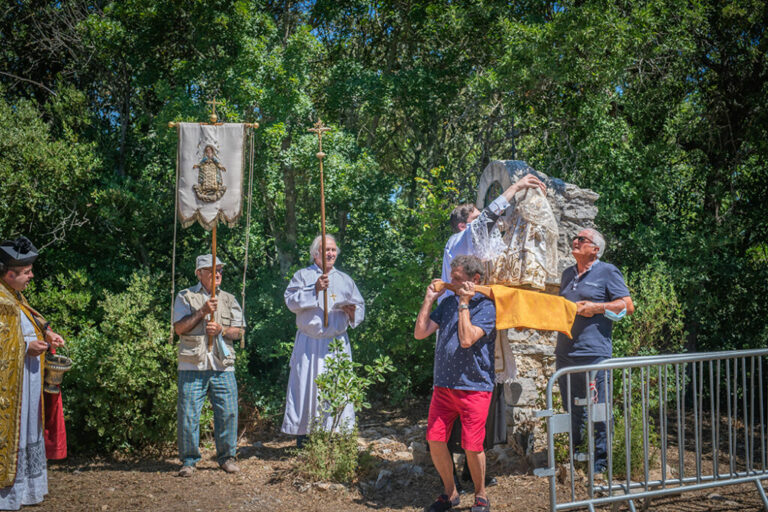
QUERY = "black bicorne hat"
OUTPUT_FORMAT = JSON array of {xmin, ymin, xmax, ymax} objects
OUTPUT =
[{"xmin": 0, "ymin": 236, "xmax": 39, "ymax": 266}]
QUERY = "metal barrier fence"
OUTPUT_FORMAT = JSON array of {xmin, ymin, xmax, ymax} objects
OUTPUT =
[{"xmin": 534, "ymin": 349, "xmax": 768, "ymax": 511}]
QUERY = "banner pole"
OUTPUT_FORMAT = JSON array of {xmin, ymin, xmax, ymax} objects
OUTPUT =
[{"xmin": 209, "ymin": 223, "xmax": 217, "ymax": 351}]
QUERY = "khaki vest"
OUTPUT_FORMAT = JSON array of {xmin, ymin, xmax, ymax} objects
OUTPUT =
[{"xmin": 178, "ymin": 288, "xmax": 238, "ymax": 367}]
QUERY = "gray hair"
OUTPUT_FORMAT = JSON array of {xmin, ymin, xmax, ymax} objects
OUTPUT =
[
  {"xmin": 309, "ymin": 234, "xmax": 338, "ymax": 260},
  {"xmin": 584, "ymin": 228, "xmax": 606, "ymax": 257},
  {"xmin": 450, "ymin": 254, "xmax": 486, "ymax": 281}
]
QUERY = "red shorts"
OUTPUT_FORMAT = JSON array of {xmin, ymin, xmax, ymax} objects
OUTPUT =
[{"xmin": 426, "ymin": 386, "xmax": 492, "ymax": 452}]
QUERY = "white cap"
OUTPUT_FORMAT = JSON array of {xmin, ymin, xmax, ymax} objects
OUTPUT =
[{"xmin": 195, "ymin": 254, "xmax": 224, "ymax": 271}]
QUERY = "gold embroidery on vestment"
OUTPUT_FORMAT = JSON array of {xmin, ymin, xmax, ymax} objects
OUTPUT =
[{"xmin": 0, "ymin": 289, "xmax": 25, "ymax": 488}]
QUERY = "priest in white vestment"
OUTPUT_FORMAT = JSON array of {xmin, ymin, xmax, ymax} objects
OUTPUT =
[
  {"xmin": 281, "ymin": 235, "xmax": 365, "ymax": 444},
  {"xmin": 0, "ymin": 312, "xmax": 46, "ymax": 511}
]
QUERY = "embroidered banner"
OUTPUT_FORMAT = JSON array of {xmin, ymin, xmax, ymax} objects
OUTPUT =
[{"xmin": 177, "ymin": 123, "xmax": 247, "ymax": 230}]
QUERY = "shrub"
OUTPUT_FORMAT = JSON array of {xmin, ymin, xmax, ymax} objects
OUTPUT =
[
  {"xmin": 611, "ymin": 402, "xmax": 659, "ymax": 479},
  {"xmin": 234, "ymin": 342, "xmax": 277, "ymax": 435},
  {"xmin": 613, "ymin": 260, "xmax": 686, "ymax": 358},
  {"xmin": 298, "ymin": 337, "xmax": 394, "ymax": 483},
  {"xmin": 26, "ymin": 269, "xmax": 96, "ymax": 336},
  {"xmin": 315, "ymin": 338, "xmax": 395, "ymax": 433},
  {"xmin": 608, "ymin": 261, "xmax": 681, "ymax": 475},
  {"xmin": 298, "ymin": 428, "xmax": 363, "ymax": 483},
  {"xmin": 63, "ymin": 272, "xmax": 178, "ymax": 452}
]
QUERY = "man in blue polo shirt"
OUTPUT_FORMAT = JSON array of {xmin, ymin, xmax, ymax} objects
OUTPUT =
[
  {"xmin": 556, "ymin": 228, "xmax": 634, "ymax": 473},
  {"xmin": 415, "ymin": 255, "xmax": 497, "ymax": 512}
]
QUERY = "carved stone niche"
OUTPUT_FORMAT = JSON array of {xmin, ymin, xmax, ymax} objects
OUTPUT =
[{"xmin": 475, "ymin": 160, "xmax": 600, "ymax": 455}]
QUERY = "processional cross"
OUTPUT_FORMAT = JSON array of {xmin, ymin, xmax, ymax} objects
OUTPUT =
[
  {"xmin": 309, "ymin": 119, "xmax": 332, "ymax": 327},
  {"xmin": 206, "ymin": 97, "xmax": 224, "ymax": 124}
]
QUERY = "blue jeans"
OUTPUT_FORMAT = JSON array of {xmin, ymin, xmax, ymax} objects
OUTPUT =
[
  {"xmin": 556, "ymin": 354, "xmax": 608, "ymax": 472},
  {"xmin": 177, "ymin": 370, "xmax": 238, "ymax": 466}
]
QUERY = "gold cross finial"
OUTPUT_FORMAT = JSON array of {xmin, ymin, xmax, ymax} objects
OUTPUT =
[
  {"xmin": 206, "ymin": 97, "xmax": 224, "ymax": 123},
  {"xmin": 308, "ymin": 119, "xmax": 331, "ymax": 157},
  {"xmin": 308, "ymin": 119, "xmax": 331, "ymax": 136}
]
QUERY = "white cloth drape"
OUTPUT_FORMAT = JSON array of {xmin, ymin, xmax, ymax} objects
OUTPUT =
[{"xmin": 471, "ymin": 187, "xmax": 559, "ymax": 291}]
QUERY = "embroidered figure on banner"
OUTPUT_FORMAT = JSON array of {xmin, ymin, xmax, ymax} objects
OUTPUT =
[{"xmin": 193, "ymin": 144, "xmax": 227, "ymax": 202}]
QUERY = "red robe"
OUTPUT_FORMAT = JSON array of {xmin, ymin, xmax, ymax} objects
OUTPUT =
[{"xmin": 43, "ymin": 347, "xmax": 67, "ymax": 460}]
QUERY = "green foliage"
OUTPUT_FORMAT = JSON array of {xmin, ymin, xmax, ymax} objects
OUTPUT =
[
  {"xmin": 1, "ymin": 0, "xmax": 766, "ymax": 454},
  {"xmin": 63, "ymin": 272, "xmax": 177, "ymax": 452},
  {"xmin": 352, "ymin": 166, "xmax": 458, "ymax": 401},
  {"xmin": 0, "ymin": 86, "xmax": 99, "ymax": 256},
  {"xmin": 234, "ymin": 338, "xmax": 284, "ymax": 425},
  {"xmin": 611, "ymin": 402, "xmax": 660, "ymax": 479},
  {"xmin": 297, "ymin": 428, "xmax": 364, "ymax": 483},
  {"xmin": 553, "ymin": 433, "xmax": 570, "ymax": 466},
  {"xmin": 607, "ymin": 259, "xmax": 687, "ymax": 426},
  {"xmin": 299, "ymin": 338, "xmax": 394, "ymax": 483},
  {"xmin": 613, "ymin": 261, "xmax": 686, "ymax": 357},
  {"xmin": 315, "ymin": 338, "xmax": 395, "ymax": 433},
  {"xmin": 25, "ymin": 270, "xmax": 96, "ymax": 337}
]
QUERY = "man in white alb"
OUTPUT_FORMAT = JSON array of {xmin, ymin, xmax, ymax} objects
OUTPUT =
[{"xmin": 281, "ymin": 235, "xmax": 365, "ymax": 446}]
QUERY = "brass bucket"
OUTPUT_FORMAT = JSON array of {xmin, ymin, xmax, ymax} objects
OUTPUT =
[{"xmin": 44, "ymin": 352, "xmax": 72, "ymax": 394}]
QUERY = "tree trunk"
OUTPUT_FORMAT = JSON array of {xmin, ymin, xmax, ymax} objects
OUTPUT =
[
  {"xmin": 337, "ymin": 208, "xmax": 348, "ymax": 244},
  {"xmin": 278, "ymin": 134, "xmax": 297, "ymax": 274}
]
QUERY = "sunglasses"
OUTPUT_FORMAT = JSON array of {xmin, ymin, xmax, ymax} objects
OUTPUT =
[{"xmin": 573, "ymin": 236, "xmax": 594, "ymax": 245}]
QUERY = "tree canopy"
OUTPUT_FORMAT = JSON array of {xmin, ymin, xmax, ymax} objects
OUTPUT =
[{"xmin": 1, "ymin": 0, "xmax": 766, "ymax": 450}]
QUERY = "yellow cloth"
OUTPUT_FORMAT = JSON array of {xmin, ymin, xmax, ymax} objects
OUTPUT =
[
  {"xmin": 484, "ymin": 285, "xmax": 576, "ymax": 338},
  {"xmin": 0, "ymin": 283, "xmax": 27, "ymax": 487},
  {"xmin": 434, "ymin": 280, "xmax": 577, "ymax": 338}
]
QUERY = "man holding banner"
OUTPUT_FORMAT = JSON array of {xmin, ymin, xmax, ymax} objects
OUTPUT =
[
  {"xmin": 173, "ymin": 255, "xmax": 244, "ymax": 477},
  {"xmin": 169, "ymin": 118, "xmax": 254, "ymax": 476}
]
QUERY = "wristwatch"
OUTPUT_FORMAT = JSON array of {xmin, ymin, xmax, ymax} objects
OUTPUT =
[{"xmin": 458, "ymin": 304, "xmax": 470, "ymax": 311}]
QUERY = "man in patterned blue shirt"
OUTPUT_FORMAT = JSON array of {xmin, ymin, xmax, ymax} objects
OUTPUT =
[
  {"xmin": 439, "ymin": 173, "xmax": 546, "ymax": 494},
  {"xmin": 415, "ymin": 255, "xmax": 497, "ymax": 512}
]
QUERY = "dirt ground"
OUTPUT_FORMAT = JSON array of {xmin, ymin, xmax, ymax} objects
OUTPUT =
[{"xmin": 34, "ymin": 400, "xmax": 768, "ymax": 512}]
